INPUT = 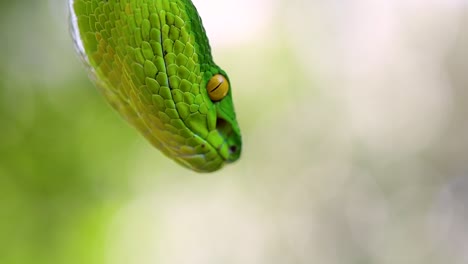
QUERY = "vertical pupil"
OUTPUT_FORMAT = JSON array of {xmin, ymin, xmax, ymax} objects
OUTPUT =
[{"xmin": 209, "ymin": 80, "xmax": 223, "ymax": 93}]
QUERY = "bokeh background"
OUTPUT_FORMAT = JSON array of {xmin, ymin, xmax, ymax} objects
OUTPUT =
[{"xmin": 2, "ymin": 0, "xmax": 468, "ymax": 263}]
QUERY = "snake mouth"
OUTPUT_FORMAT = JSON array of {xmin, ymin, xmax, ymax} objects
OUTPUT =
[{"xmin": 215, "ymin": 117, "xmax": 241, "ymax": 163}]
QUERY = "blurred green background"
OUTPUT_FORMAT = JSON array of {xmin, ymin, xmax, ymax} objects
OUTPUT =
[{"xmin": 2, "ymin": 0, "xmax": 468, "ymax": 263}]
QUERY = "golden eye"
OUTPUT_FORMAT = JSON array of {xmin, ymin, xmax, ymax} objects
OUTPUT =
[{"xmin": 207, "ymin": 74, "xmax": 229, "ymax": 101}]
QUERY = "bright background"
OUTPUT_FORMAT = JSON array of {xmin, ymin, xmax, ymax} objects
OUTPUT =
[{"xmin": 2, "ymin": 0, "xmax": 468, "ymax": 263}]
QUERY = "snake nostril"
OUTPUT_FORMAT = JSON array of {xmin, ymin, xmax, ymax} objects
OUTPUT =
[{"xmin": 229, "ymin": 145, "xmax": 238, "ymax": 153}]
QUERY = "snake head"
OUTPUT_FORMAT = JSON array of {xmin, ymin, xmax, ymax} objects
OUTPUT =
[{"xmin": 69, "ymin": 0, "xmax": 242, "ymax": 172}]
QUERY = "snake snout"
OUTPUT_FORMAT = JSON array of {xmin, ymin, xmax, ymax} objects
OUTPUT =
[
  {"xmin": 216, "ymin": 117, "xmax": 242, "ymax": 163},
  {"xmin": 226, "ymin": 145, "xmax": 241, "ymax": 163}
]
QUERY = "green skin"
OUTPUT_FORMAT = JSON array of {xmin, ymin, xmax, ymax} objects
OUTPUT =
[{"xmin": 69, "ymin": 0, "xmax": 241, "ymax": 172}]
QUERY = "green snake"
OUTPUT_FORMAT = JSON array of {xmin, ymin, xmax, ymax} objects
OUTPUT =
[{"xmin": 69, "ymin": 0, "xmax": 242, "ymax": 172}]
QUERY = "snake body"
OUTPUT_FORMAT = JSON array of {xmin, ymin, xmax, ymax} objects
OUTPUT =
[{"xmin": 69, "ymin": 0, "xmax": 241, "ymax": 172}]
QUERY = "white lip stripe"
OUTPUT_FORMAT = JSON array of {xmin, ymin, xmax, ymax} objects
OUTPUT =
[{"xmin": 68, "ymin": 0, "xmax": 88, "ymax": 63}]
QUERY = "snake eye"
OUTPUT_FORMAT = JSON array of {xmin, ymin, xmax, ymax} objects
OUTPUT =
[{"xmin": 207, "ymin": 74, "xmax": 229, "ymax": 101}]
